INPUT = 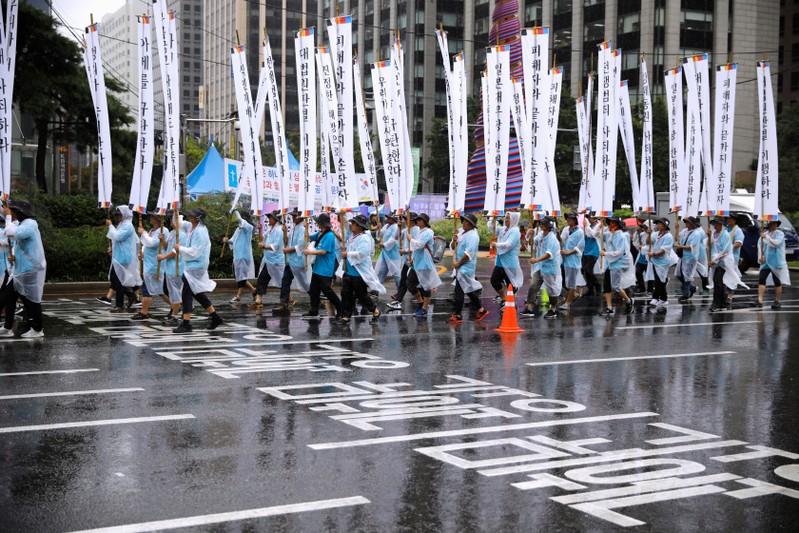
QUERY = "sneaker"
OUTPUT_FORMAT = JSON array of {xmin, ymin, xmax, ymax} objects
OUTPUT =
[
  {"xmin": 413, "ymin": 308, "xmax": 428, "ymax": 317},
  {"xmin": 207, "ymin": 314, "xmax": 224, "ymax": 330},
  {"xmin": 544, "ymin": 309, "xmax": 558, "ymax": 319},
  {"xmin": 130, "ymin": 300, "xmax": 143, "ymax": 309},
  {"xmin": 229, "ymin": 296, "xmax": 241, "ymax": 304},
  {"xmin": 302, "ymin": 312, "xmax": 320, "ymax": 319},
  {"xmin": 474, "ymin": 309, "xmax": 489, "ymax": 322},
  {"xmin": 0, "ymin": 327, "xmax": 14, "ymax": 337},
  {"xmin": 172, "ymin": 320, "xmax": 193, "ymax": 333},
  {"xmin": 753, "ymin": 301, "xmax": 763, "ymax": 308},
  {"xmin": 656, "ymin": 300, "xmax": 668, "ymax": 307},
  {"xmin": 499, "ymin": 300, "xmax": 506, "ymax": 310},
  {"xmin": 386, "ymin": 300, "xmax": 402, "ymax": 310},
  {"xmin": 20, "ymin": 329, "xmax": 44, "ymax": 339},
  {"xmin": 163, "ymin": 316, "xmax": 179, "ymax": 327},
  {"xmin": 519, "ymin": 307, "xmax": 537, "ymax": 317},
  {"xmin": 14, "ymin": 306, "xmax": 23, "ymax": 315},
  {"xmin": 493, "ymin": 295, "xmax": 503, "ymax": 303},
  {"xmin": 110, "ymin": 307, "xmax": 127, "ymax": 314},
  {"xmin": 558, "ymin": 303, "xmax": 570, "ymax": 311},
  {"xmin": 131, "ymin": 312, "xmax": 150, "ymax": 321},
  {"xmin": 95, "ymin": 296, "xmax": 112, "ymax": 305},
  {"xmin": 272, "ymin": 302, "xmax": 290, "ymax": 314},
  {"xmin": 600, "ymin": 307, "xmax": 615, "ymax": 316},
  {"xmin": 625, "ymin": 298, "xmax": 635, "ymax": 314},
  {"xmin": 370, "ymin": 311, "xmax": 381, "ymax": 323},
  {"xmin": 709, "ymin": 307, "xmax": 719, "ymax": 313},
  {"xmin": 248, "ymin": 302, "xmax": 264, "ymax": 310},
  {"xmin": 649, "ymin": 298, "xmax": 659, "ymax": 306},
  {"xmin": 678, "ymin": 297, "xmax": 690, "ymax": 304},
  {"xmin": 771, "ymin": 301, "xmax": 782, "ymax": 310},
  {"xmin": 447, "ymin": 314, "xmax": 463, "ymax": 325}
]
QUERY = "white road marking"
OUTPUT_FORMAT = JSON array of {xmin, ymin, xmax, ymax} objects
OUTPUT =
[
  {"xmin": 0, "ymin": 414, "xmax": 195, "ymax": 434},
  {"xmin": 308, "ymin": 412, "xmax": 659, "ymax": 450},
  {"xmin": 0, "ymin": 368, "xmax": 100, "ymax": 377},
  {"xmin": 525, "ymin": 351, "xmax": 736, "ymax": 367},
  {"xmin": 615, "ymin": 321, "xmax": 760, "ymax": 330},
  {"xmin": 69, "ymin": 496, "xmax": 371, "ymax": 533},
  {"xmin": 0, "ymin": 388, "xmax": 144, "ymax": 401}
]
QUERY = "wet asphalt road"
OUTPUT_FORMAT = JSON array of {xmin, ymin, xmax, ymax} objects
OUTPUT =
[{"xmin": 1, "ymin": 264, "xmax": 798, "ymax": 532}]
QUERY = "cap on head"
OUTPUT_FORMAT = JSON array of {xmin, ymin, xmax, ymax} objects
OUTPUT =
[
  {"xmin": 414, "ymin": 213, "xmax": 430, "ymax": 225},
  {"xmin": 461, "ymin": 212, "xmax": 478, "ymax": 227},
  {"xmin": 351, "ymin": 214, "xmax": 370, "ymax": 230}
]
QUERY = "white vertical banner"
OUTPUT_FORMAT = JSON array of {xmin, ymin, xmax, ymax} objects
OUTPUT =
[
  {"xmin": 664, "ymin": 65, "xmax": 686, "ymax": 213},
  {"xmin": 754, "ymin": 61, "xmax": 779, "ymax": 221},
  {"xmin": 482, "ymin": 45, "xmax": 511, "ymax": 216},
  {"xmin": 371, "ymin": 60, "xmax": 403, "ymax": 213},
  {"xmin": 436, "ymin": 29, "xmax": 458, "ymax": 214},
  {"xmin": 544, "ymin": 66, "xmax": 562, "ymax": 215},
  {"xmin": 326, "ymin": 16, "xmax": 358, "ymax": 210},
  {"xmin": 510, "ymin": 76, "xmax": 529, "ymax": 207},
  {"xmin": 616, "ymin": 80, "xmax": 640, "ymax": 213},
  {"xmin": 231, "ymin": 45, "xmax": 265, "ymax": 215},
  {"xmin": 522, "ymin": 27, "xmax": 549, "ymax": 211},
  {"xmin": 262, "ymin": 36, "xmax": 291, "ymax": 213},
  {"xmin": 318, "ymin": 47, "xmax": 342, "ymax": 210},
  {"xmin": 712, "ymin": 63, "xmax": 737, "ymax": 216},
  {"xmin": 591, "ymin": 42, "xmax": 614, "ymax": 216},
  {"xmin": 391, "ymin": 35, "xmax": 414, "ymax": 207},
  {"xmin": 353, "ymin": 55, "xmax": 379, "ymax": 206},
  {"xmin": 453, "ymin": 53, "xmax": 468, "ymax": 214},
  {"xmin": 683, "ymin": 91, "xmax": 702, "ymax": 217},
  {"xmin": 318, "ymin": 80, "xmax": 334, "ymax": 210},
  {"xmin": 576, "ymin": 94, "xmax": 591, "ymax": 212},
  {"xmin": 640, "ymin": 57, "xmax": 654, "ymax": 213},
  {"xmin": 686, "ymin": 54, "xmax": 713, "ymax": 214},
  {"xmin": 152, "ymin": 2, "xmax": 180, "ymax": 212},
  {"xmin": 294, "ymin": 29, "xmax": 316, "ymax": 217},
  {"xmin": 0, "ymin": 0, "xmax": 19, "ymax": 199},
  {"xmin": 84, "ymin": 23, "xmax": 113, "ymax": 208},
  {"xmin": 129, "ymin": 16, "xmax": 154, "ymax": 213},
  {"xmin": 481, "ymin": 71, "xmax": 493, "ymax": 213}
]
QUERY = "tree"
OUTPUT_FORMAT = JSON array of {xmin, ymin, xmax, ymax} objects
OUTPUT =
[
  {"xmin": 777, "ymin": 102, "xmax": 799, "ymax": 213},
  {"xmin": 12, "ymin": 3, "xmax": 133, "ymax": 193},
  {"xmin": 423, "ymin": 117, "xmax": 450, "ymax": 193}
]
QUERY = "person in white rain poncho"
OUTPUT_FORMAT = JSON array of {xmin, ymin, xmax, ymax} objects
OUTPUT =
[
  {"xmin": 560, "ymin": 213, "xmax": 586, "ymax": 311},
  {"xmin": 172, "ymin": 208, "xmax": 224, "ymax": 332},
  {"xmin": 133, "ymin": 213, "xmax": 171, "ymax": 320},
  {"xmin": 756, "ymin": 219, "xmax": 791, "ymax": 309},
  {"xmin": 0, "ymin": 217, "xmax": 11, "ymax": 321},
  {"xmin": 252, "ymin": 210, "xmax": 284, "ymax": 310},
  {"xmin": 489, "ymin": 212, "xmax": 524, "ymax": 307},
  {"xmin": 105, "ymin": 206, "xmax": 142, "ymax": 312},
  {"xmin": 645, "ymin": 218, "xmax": 678, "ymax": 307},
  {"xmin": 375, "ymin": 212, "xmax": 403, "ymax": 291},
  {"xmin": 448, "ymin": 213, "xmax": 489, "ymax": 325},
  {"xmin": 0, "ymin": 201, "xmax": 47, "ymax": 338},
  {"xmin": 724, "ymin": 214, "xmax": 745, "ymax": 304},
  {"xmin": 408, "ymin": 213, "xmax": 442, "ymax": 317},
  {"xmin": 157, "ymin": 215, "xmax": 190, "ymax": 327},
  {"xmin": 340, "ymin": 214, "xmax": 384, "ymax": 324},
  {"xmin": 632, "ymin": 216, "xmax": 651, "ymax": 295},
  {"xmin": 387, "ymin": 213, "xmax": 420, "ymax": 310},
  {"xmin": 708, "ymin": 216, "xmax": 747, "ymax": 313},
  {"xmin": 520, "ymin": 218, "xmax": 551, "ymax": 317},
  {"xmin": 582, "ymin": 214, "xmax": 603, "ymax": 296},
  {"xmin": 529, "ymin": 218, "xmax": 562, "ymax": 319},
  {"xmin": 223, "ymin": 210, "xmax": 256, "ymax": 304},
  {"xmin": 600, "ymin": 216, "xmax": 636, "ymax": 316},
  {"xmin": 674, "ymin": 216, "xmax": 704, "ymax": 304},
  {"xmin": 275, "ymin": 210, "xmax": 312, "ymax": 314}
]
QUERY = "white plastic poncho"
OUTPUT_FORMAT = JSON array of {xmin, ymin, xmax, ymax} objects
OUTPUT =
[
  {"xmin": 286, "ymin": 221, "xmax": 311, "ymax": 292},
  {"xmin": 106, "ymin": 206, "xmax": 142, "ymax": 288},
  {"xmin": 493, "ymin": 212, "xmax": 524, "ymax": 290},
  {"xmin": 598, "ymin": 229, "xmax": 636, "ymax": 290},
  {"xmin": 645, "ymin": 230, "xmax": 678, "ymax": 282},
  {"xmin": 678, "ymin": 228, "xmax": 704, "ymax": 281},
  {"xmin": 455, "ymin": 228, "xmax": 482, "ymax": 294},
  {"xmin": 180, "ymin": 222, "xmax": 217, "ymax": 294},
  {"xmin": 140, "ymin": 226, "xmax": 167, "ymax": 296},
  {"xmin": 375, "ymin": 222, "xmax": 403, "ymax": 282},
  {"xmin": 410, "ymin": 227, "xmax": 443, "ymax": 291},
  {"xmin": 4, "ymin": 217, "xmax": 47, "ymax": 303},
  {"xmin": 346, "ymin": 232, "xmax": 386, "ymax": 293},
  {"xmin": 228, "ymin": 215, "xmax": 255, "ymax": 281},
  {"xmin": 759, "ymin": 229, "xmax": 791, "ymax": 286},
  {"xmin": 165, "ymin": 220, "xmax": 189, "ymax": 304},
  {"xmin": 538, "ymin": 230, "xmax": 563, "ymax": 297},
  {"xmin": 258, "ymin": 222, "xmax": 285, "ymax": 288},
  {"xmin": 711, "ymin": 228, "xmax": 748, "ymax": 290}
]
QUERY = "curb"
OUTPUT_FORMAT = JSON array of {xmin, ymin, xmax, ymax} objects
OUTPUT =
[{"xmin": 44, "ymin": 278, "xmax": 242, "ymax": 295}]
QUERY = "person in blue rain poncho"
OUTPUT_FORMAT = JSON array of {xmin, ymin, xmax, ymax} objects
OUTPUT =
[
  {"xmin": 599, "ymin": 216, "xmax": 636, "ymax": 316},
  {"xmin": 223, "ymin": 210, "xmax": 256, "ymax": 304},
  {"xmin": 104, "ymin": 206, "xmax": 142, "ymax": 312},
  {"xmin": 386, "ymin": 213, "xmax": 420, "ymax": 310},
  {"xmin": 275, "ymin": 210, "xmax": 312, "ymax": 314},
  {"xmin": 172, "ymin": 208, "xmax": 224, "ymax": 333},
  {"xmin": 529, "ymin": 218, "xmax": 562, "ymax": 319},
  {"xmin": 375, "ymin": 212, "xmax": 402, "ymax": 291},
  {"xmin": 582, "ymin": 214, "xmax": 603, "ymax": 296},
  {"xmin": 157, "ymin": 215, "xmax": 190, "ymax": 327},
  {"xmin": 645, "ymin": 218, "xmax": 678, "ymax": 307},
  {"xmin": 252, "ymin": 210, "xmax": 284, "ymax": 310},
  {"xmin": 708, "ymin": 216, "xmax": 747, "ymax": 313},
  {"xmin": 303, "ymin": 212, "xmax": 343, "ymax": 319},
  {"xmin": 520, "ymin": 218, "xmax": 551, "ymax": 317},
  {"xmin": 133, "ymin": 212, "xmax": 171, "ymax": 320},
  {"xmin": 756, "ymin": 219, "xmax": 791, "ymax": 309},
  {"xmin": 0, "ymin": 201, "xmax": 46, "ymax": 338},
  {"xmin": 632, "ymin": 216, "xmax": 651, "ymax": 295},
  {"xmin": 339, "ymin": 214, "xmax": 384, "ymax": 324},
  {"xmin": 0, "ymin": 217, "xmax": 11, "ymax": 322},
  {"xmin": 489, "ymin": 212, "xmax": 524, "ymax": 307},
  {"xmin": 674, "ymin": 217, "xmax": 704, "ymax": 304},
  {"xmin": 447, "ymin": 213, "xmax": 489, "ymax": 324},
  {"xmin": 725, "ymin": 214, "xmax": 745, "ymax": 305},
  {"xmin": 408, "ymin": 213, "xmax": 442, "ymax": 317},
  {"xmin": 559, "ymin": 213, "xmax": 585, "ymax": 311}
]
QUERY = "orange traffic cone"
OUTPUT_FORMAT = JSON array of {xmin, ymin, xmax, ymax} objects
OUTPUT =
[{"xmin": 495, "ymin": 284, "xmax": 525, "ymax": 333}]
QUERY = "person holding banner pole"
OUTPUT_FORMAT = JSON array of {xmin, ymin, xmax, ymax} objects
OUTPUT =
[
  {"xmin": 448, "ymin": 213, "xmax": 488, "ymax": 324},
  {"xmin": 375, "ymin": 212, "xmax": 402, "ymax": 292},
  {"xmin": 408, "ymin": 213, "xmax": 442, "ymax": 317},
  {"xmin": 105, "ymin": 206, "xmax": 142, "ymax": 312},
  {"xmin": 340, "ymin": 214, "xmax": 384, "ymax": 324},
  {"xmin": 157, "ymin": 215, "xmax": 189, "ymax": 327},
  {"xmin": 528, "ymin": 218, "xmax": 562, "ymax": 319},
  {"xmin": 489, "ymin": 212, "xmax": 524, "ymax": 309},
  {"xmin": 303, "ymin": 212, "xmax": 343, "ymax": 319},
  {"xmin": 756, "ymin": 219, "xmax": 790, "ymax": 309},
  {"xmin": 708, "ymin": 216, "xmax": 746, "ymax": 313},
  {"xmin": 387, "ymin": 213, "xmax": 419, "ymax": 310},
  {"xmin": 599, "ymin": 216, "xmax": 636, "ymax": 316},
  {"xmin": 582, "ymin": 214, "xmax": 602, "ymax": 297},
  {"xmin": 559, "ymin": 213, "xmax": 586, "ymax": 311},
  {"xmin": 252, "ymin": 210, "xmax": 284, "ymax": 310},
  {"xmin": 675, "ymin": 216, "xmax": 703, "ymax": 304},
  {"xmin": 725, "ymin": 215, "xmax": 745, "ymax": 303},
  {"xmin": 275, "ymin": 210, "xmax": 310, "ymax": 314},
  {"xmin": 134, "ymin": 213, "xmax": 170, "ymax": 320},
  {"xmin": 645, "ymin": 218, "xmax": 677, "ymax": 307},
  {"xmin": 222, "ymin": 210, "xmax": 256, "ymax": 304},
  {"xmin": 520, "ymin": 218, "xmax": 549, "ymax": 317}
]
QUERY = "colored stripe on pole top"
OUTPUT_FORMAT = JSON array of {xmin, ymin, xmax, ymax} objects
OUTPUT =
[
  {"xmin": 333, "ymin": 15, "xmax": 352, "ymax": 24},
  {"xmin": 374, "ymin": 60, "xmax": 391, "ymax": 68},
  {"xmin": 620, "ymin": 80, "xmax": 628, "ymax": 88},
  {"xmin": 530, "ymin": 27, "xmax": 549, "ymax": 35},
  {"xmin": 599, "ymin": 210, "xmax": 612, "ymax": 217},
  {"xmin": 298, "ymin": 28, "xmax": 313, "ymax": 37},
  {"xmin": 491, "ymin": 45, "xmax": 511, "ymax": 52},
  {"xmin": 668, "ymin": 66, "xmax": 682, "ymax": 75},
  {"xmin": 598, "ymin": 41, "xmax": 610, "ymax": 50},
  {"xmin": 318, "ymin": 46, "xmax": 329, "ymax": 54},
  {"xmin": 761, "ymin": 214, "xmax": 779, "ymax": 221},
  {"xmin": 718, "ymin": 63, "xmax": 737, "ymax": 71},
  {"xmin": 552, "ymin": 67, "xmax": 563, "ymax": 75},
  {"xmin": 613, "ymin": 49, "xmax": 622, "ymax": 57},
  {"xmin": 168, "ymin": 11, "xmax": 175, "ymax": 20},
  {"xmin": 235, "ymin": 45, "xmax": 244, "ymax": 53},
  {"xmin": 689, "ymin": 53, "xmax": 708, "ymax": 62}
]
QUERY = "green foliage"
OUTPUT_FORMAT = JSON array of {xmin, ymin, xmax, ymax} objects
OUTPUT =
[
  {"xmin": 778, "ymin": 102, "xmax": 799, "ymax": 212},
  {"xmin": 429, "ymin": 215, "xmax": 494, "ymax": 247},
  {"xmin": 185, "ymin": 137, "xmax": 228, "ymax": 175},
  {"xmin": 183, "ymin": 192, "xmax": 241, "ymax": 278},
  {"xmin": 41, "ymin": 195, "xmax": 107, "ymax": 228},
  {"xmin": 47, "ymin": 226, "xmax": 111, "ymax": 281},
  {"xmin": 423, "ymin": 117, "xmax": 450, "ymax": 193}
]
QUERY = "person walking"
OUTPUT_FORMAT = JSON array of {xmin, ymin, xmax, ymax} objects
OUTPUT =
[
  {"xmin": 408, "ymin": 213, "xmax": 442, "ymax": 317},
  {"xmin": 105, "ymin": 206, "xmax": 142, "ymax": 313},
  {"xmin": 223, "ymin": 210, "xmax": 256, "ymax": 304},
  {"xmin": 448, "ymin": 213, "xmax": 488, "ymax": 324},
  {"xmin": 756, "ymin": 219, "xmax": 791, "ymax": 309},
  {"xmin": 303, "ymin": 212, "xmax": 343, "ymax": 319},
  {"xmin": 252, "ymin": 210, "xmax": 284, "ymax": 310},
  {"xmin": 600, "ymin": 216, "xmax": 636, "ymax": 316},
  {"xmin": 560, "ymin": 213, "xmax": 585, "ymax": 312},
  {"xmin": 645, "ymin": 217, "xmax": 677, "ymax": 307},
  {"xmin": 340, "ymin": 214, "xmax": 384, "ymax": 324}
]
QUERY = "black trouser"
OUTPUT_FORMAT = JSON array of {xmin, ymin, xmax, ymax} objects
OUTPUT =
[
  {"xmin": 279, "ymin": 265, "xmax": 295, "ymax": 303},
  {"xmin": 490, "ymin": 266, "xmax": 511, "ymax": 293},
  {"xmin": 712, "ymin": 267, "xmax": 727, "ymax": 308},
  {"xmin": 341, "ymin": 274, "xmax": 376, "ymax": 318},
  {"xmin": 181, "ymin": 274, "xmax": 212, "ymax": 314},
  {"xmin": 394, "ymin": 263, "xmax": 411, "ymax": 300},
  {"xmin": 635, "ymin": 262, "xmax": 652, "ymax": 292},
  {"xmin": 582, "ymin": 255, "xmax": 601, "ymax": 294},
  {"xmin": 309, "ymin": 273, "xmax": 341, "ymax": 315},
  {"xmin": 110, "ymin": 268, "xmax": 135, "ymax": 308},
  {"xmin": 652, "ymin": 270, "xmax": 668, "ymax": 302},
  {"xmin": 236, "ymin": 280, "xmax": 248, "ymax": 288},
  {"xmin": 256, "ymin": 266, "xmax": 273, "ymax": 295},
  {"xmin": 407, "ymin": 268, "xmax": 430, "ymax": 298},
  {"xmin": 453, "ymin": 280, "xmax": 482, "ymax": 316},
  {"xmin": 700, "ymin": 274, "xmax": 710, "ymax": 291},
  {"xmin": 3, "ymin": 282, "xmax": 43, "ymax": 332},
  {"xmin": 759, "ymin": 268, "xmax": 781, "ymax": 287}
]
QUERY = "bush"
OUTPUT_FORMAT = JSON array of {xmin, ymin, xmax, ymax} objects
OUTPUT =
[
  {"xmin": 41, "ymin": 195, "xmax": 107, "ymax": 228},
  {"xmin": 45, "ymin": 226, "xmax": 111, "ymax": 282}
]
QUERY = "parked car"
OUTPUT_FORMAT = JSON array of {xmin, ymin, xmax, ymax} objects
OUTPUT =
[{"xmin": 731, "ymin": 211, "xmax": 799, "ymax": 274}]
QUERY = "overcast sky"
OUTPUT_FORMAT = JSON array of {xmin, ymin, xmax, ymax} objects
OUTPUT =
[{"xmin": 51, "ymin": 0, "xmax": 126, "ymax": 34}]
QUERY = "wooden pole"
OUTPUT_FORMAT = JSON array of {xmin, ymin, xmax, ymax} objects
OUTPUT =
[
  {"xmin": 155, "ymin": 216, "xmax": 163, "ymax": 281},
  {"xmin": 305, "ymin": 215, "xmax": 310, "ymax": 269},
  {"xmin": 174, "ymin": 210, "xmax": 180, "ymax": 276},
  {"xmin": 339, "ymin": 213, "xmax": 347, "ymax": 271},
  {"xmin": 220, "ymin": 212, "xmax": 233, "ymax": 258},
  {"xmin": 138, "ymin": 212, "xmax": 144, "ymax": 276},
  {"xmin": 599, "ymin": 218, "xmax": 605, "ymax": 269}
]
